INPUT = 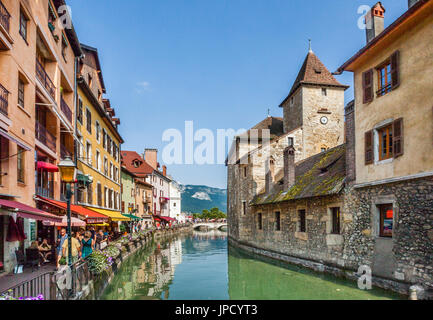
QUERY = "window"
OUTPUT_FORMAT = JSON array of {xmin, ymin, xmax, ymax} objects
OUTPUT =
[
  {"xmin": 104, "ymin": 157, "xmax": 108, "ymax": 176},
  {"xmin": 160, "ymin": 179, "xmax": 163, "ymax": 186},
  {"xmin": 243, "ymin": 167, "xmax": 247, "ymax": 178},
  {"xmin": 104, "ymin": 187, "xmax": 108, "ymax": 208},
  {"xmin": 122, "ymin": 201, "xmax": 125, "ymax": 213},
  {"xmin": 109, "ymin": 162, "xmax": 113, "ymax": 179},
  {"xmin": 377, "ymin": 63, "xmax": 392, "ymax": 96},
  {"xmin": 95, "ymin": 121, "xmax": 100, "ymax": 142},
  {"xmin": 97, "ymin": 183, "xmax": 102, "ymax": 206},
  {"xmin": 86, "ymin": 109, "xmax": 92, "ymax": 133},
  {"xmin": 88, "ymin": 73, "xmax": 93, "ymax": 87},
  {"xmin": 322, "ymin": 88, "xmax": 327, "ymax": 96},
  {"xmin": 86, "ymin": 142, "xmax": 92, "ymax": 165},
  {"xmin": 378, "ymin": 124, "xmax": 393, "ymax": 161},
  {"xmin": 61, "ymin": 34, "xmax": 68, "ymax": 61},
  {"xmin": 298, "ymin": 209, "xmax": 306, "ymax": 232},
  {"xmin": 19, "ymin": 9, "xmax": 28, "ymax": 41},
  {"xmin": 321, "ymin": 147, "xmax": 327, "ymax": 153},
  {"xmin": 17, "ymin": 147, "xmax": 25, "ymax": 183},
  {"xmin": 378, "ymin": 204, "xmax": 393, "ymax": 238},
  {"xmin": 173, "ymin": 203, "xmax": 176, "ymax": 207},
  {"xmin": 242, "ymin": 201, "xmax": 246, "ymax": 215},
  {"xmin": 275, "ymin": 212, "xmax": 281, "ymax": 231},
  {"xmin": 87, "ymin": 184, "xmax": 93, "ymax": 205},
  {"xmin": 18, "ymin": 78, "xmax": 25, "ymax": 108},
  {"xmin": 77, "ymin": 98, "xmax": 83, "ymax": 124},
  {"xmin": 107, "ymin": 136, "xmax": 112, "ymax": 154},
  {"xmin": 330, "ymin": 207, "xmax": 340, "ymax": 235},
  {"xmin": 257, "ymin": 213, "xmax": 262, "ymax": 230},
  {"xmin": 102, "ymin": 129, "xmax": 107, "ymax": 149},
  {"xmin": 96, "ymin": 150, "xmax": 100, "ymax": 171}
]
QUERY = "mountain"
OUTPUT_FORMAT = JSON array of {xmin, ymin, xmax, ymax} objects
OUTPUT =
[{"xmin": 180, "ymin": 185, "xmax": 227, "ymax": 214}]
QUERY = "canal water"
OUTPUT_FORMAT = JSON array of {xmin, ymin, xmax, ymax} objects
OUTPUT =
[{"xmin": 101, "ymin": 230, "xmax": 402, "ymax": 300}]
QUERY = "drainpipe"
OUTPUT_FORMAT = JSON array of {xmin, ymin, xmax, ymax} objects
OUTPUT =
[{"xmin": 73, "ymin": 54, "xmax": 84, "ymax": 205}]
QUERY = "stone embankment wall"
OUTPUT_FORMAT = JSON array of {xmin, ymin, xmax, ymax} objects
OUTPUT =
[{"xmin": 76, "ymin": 226, "xmax": 193, "ymax": 300}]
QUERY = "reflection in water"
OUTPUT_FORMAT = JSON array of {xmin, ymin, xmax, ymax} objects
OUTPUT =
[{"xmin": 101, "ymin": 231, "xmax": 401, "ymax": 300}]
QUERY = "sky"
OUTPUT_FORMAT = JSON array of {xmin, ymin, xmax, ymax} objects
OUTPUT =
[{"xmin": 67, "ymin": 0, "xmax": 408, "ymax": 189}]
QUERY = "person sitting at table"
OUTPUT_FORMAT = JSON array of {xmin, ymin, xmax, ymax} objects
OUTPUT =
[{"xmin": 38, "ymin": 239, "xmax": 52, "ymax": 263}]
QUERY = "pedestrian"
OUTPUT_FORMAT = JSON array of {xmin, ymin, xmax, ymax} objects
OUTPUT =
[
  {"xmin": 56, "ymin": 228, "xmax": 68, "ymax": 270},
  {"xmin": 95, "ymin": 230, "xmax": 107, "ymax": 250},
  {"xmin": 81, "ymin": 231, "xmax": 94, "ymax": 259},
  {"xmin": 62, "ymin": 232, "xmax": 81, "ymax": 264}
]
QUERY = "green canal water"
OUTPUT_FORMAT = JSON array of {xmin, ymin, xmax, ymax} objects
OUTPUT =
[{"xmin": 101, "ymin": 231, "xmax": 402, "ymax": 300}]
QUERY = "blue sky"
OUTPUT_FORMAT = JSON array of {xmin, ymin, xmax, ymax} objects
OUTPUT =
[{"xmin": 68, "ymin": 0, "xmax": 408, "ymax": 189}]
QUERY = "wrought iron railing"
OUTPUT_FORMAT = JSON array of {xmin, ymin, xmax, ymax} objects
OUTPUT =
[
  {"xmin": 60, "ymin": 97, "xmax": 72, "ymax": 123},
  {"xmin": 36, "ymin": 59, "xmax": 56, "ymax": 100},
  {"xmin": 35, "ymin": 121, "xmax": 57, "ymax": 152},
  {"xmin": 0, "ymin": 0, "xmax": 10, "ymax": 33},
  {"xmin": 1, "ymin": 271, "xmax": 56, "ymax": 300},
  {"xmin": 0, "ymin": 83, "xmax": 8, "ymax": 116}
]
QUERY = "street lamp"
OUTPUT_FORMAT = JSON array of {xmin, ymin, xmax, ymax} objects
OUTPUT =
[{"xmin": 58, "ymin": 156, "xmax": 77, "ymax": 299}]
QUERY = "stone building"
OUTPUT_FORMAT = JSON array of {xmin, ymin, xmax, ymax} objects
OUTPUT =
[
  {"xmin": 227, "ymin": 48, "xmax": 348, "ymax": 244},
  {"xmin": 336, "ymin": 0, "xmax": 433, "ymax": 297},
  {"xmin": 228, "ymin": 0, "xmax": 433, "ymax": 298}
]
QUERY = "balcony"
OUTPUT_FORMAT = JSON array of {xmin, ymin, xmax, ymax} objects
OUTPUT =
[
  {"xmin": 60, "ymin": 143, "xmax": 72, "ymax": 160},
  {"xmin": 36, "ymin": 59, "xmax": 55, "ymax": 100},
  {"xmin": 0, "ymin": 0, "xmax": 10, "ymax": 34},
  {"xmin": 0, "ymin": 83, "xmax": 8, "ymax": 116},
  {"xmin": 60, "ymin": 96, "xmax": 72, "ymax": 123},
  {"xmin": 35, "ymin": 121, "xmax": 56, "ymax": 153}
]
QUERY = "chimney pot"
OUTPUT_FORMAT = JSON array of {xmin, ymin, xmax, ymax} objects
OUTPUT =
[
  {"xmin": 163, "ymin": 165, "xmax": 167, "ymax": 177},
  {"xmin": 284, "ymin": 146, "xmax": 296, "ymax": 190},
  {"xmin": 365, "ymin": 2, "xmax": 385, "ymax": 44}
]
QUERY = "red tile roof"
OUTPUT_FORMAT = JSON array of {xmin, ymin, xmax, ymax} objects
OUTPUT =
[
  {"xmin": 121, "ymin": 151, "xmax": 154, "ymax": 177},
  {"xmin": 280, "ymin": 51, "xmax": 348, "ymax": 106}
]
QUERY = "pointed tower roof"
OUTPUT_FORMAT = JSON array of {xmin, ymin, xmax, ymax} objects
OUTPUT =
[{"xmin": 279, "ymin": 51, "xmax": 349, "ymax": 107}]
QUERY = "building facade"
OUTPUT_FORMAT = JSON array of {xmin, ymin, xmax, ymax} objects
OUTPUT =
[
  {"xmin": 168, "ymin": 179, "xmax": 182, "ymax": 222},
  {"xmin": 0, "ymin": 0, "xmax": 81, "ymax": 272},
  {"xmin": 75, "ymin": 44, "xmax": 125, "ymax": 229}
]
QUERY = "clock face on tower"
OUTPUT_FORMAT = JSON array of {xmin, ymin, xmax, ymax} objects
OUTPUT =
[{"xmin": 320, "ymin": 116, "xmax": 328, "ymax": 125}]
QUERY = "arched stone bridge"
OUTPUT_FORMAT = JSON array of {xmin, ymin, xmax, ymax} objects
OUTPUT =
[{"xmin": 193, "ymin": 222, "xmax": 228, "ymax": 231}]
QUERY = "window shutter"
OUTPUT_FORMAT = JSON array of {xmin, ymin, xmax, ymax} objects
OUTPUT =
[
  {"xmin": 365, "ymin": 130, "xmax": 374, "ymax": 165},
  {"xmin": 390, "ymin": 50, "xmax": 400, "ymax": 89},
  {"xmin": 362, "ymin": 69, "xmax": 374, "ymax": 104},
  {"xmin": 393, "ymin": 118, "xmax": 404, "ymax": 157}
]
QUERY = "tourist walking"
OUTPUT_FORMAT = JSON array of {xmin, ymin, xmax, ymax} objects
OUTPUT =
[
  {"xmin": 56, "ymin": 228, "xmax": 68, "ymax": 270},
  {"xmin": 62, "ymin": 232, "xmax": 82, "ymax": 264},
  {"xmin": 81, "ymin": 231, "xmax": 94, "ymax": 259}
]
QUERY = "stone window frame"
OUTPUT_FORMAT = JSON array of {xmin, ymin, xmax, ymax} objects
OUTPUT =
[
  {"xmin": 257, "ymin": 212, "xmax": 263, "ymax": 231},
  {"xmin": 296, "ymin": 205, "xmax": 307, "ymax": 233},
  {"xmin": 325, "ymin": 202, "xmax": 343, "ymax": 235},
  {"xmin": 274, "ymin": 211, "xmax": 281, "ymax": 232},
  {"xmin": 242, "ymin": 200, "xmax": 247, "ymax": 216},
  {"xmin": 370, "ymin": 195, "xmax": 399, "ymax": 239}
]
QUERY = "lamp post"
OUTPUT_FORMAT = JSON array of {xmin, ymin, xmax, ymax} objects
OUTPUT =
[{"xmin": 58, "ymin": 156, "xmax": 77, "ymax": 299}]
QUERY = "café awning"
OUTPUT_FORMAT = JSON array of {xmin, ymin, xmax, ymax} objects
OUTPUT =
[
  {"xmin": 85, "ymin": 207, "xmax": 130, "ymax": 221},
  {"xmin": 0, "ymin": 199, "xmax": 62, "ymax": 223},
  {"xmin": 36, "ymin": 161, "xmax": 59, "ymax": 172},
  {"xmin": 42, "ymin": 216, "xmax": 86, "ymax": 227},
  {"xmin": 35, "ymin": 196, "xmax": 109, "ymax": 224},
  {"xmin": 122, "ymin": 213, "xmax": 142, "ymax": 220}
]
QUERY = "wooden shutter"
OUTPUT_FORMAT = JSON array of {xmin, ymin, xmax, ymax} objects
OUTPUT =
[
  {"xmin": 362, "ymin": 69, "xmax": 374, "ymax": 104},
  {"xmin": 393, "ymin": 118, "xmax": 404, "ymax": 157},
  {"xmin": 390, "ymin": 50, "xmax": 400, "ymax": 89},
  {"xmin": 365, "ymin": 130, "xmax": 374, "ymax": 165}
]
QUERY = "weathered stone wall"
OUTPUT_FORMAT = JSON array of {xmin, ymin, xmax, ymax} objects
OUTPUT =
[{"xmin": 282, "ymin": 88, "xmax": 303, "ymax": 133}]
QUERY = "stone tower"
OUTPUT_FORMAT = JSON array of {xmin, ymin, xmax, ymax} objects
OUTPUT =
[{"xmin": 279, "ymin": 48, "xmax": 348, "ymax": 160}]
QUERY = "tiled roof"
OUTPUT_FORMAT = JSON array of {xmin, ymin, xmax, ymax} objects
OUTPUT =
[
  {"xmin": 280, "ymin": 51, "xmax": 348, "ymax": 106},
  {"xmin": 251, "ymin": 144, "xmax": 346, "ymax": 205},
  {"xmin": 239, "ymin": 116, "xmax": 285, "ymax": 141},
  {"xmin": 121, "ymin": 151, "xmax": 154, "ymax": 177}
]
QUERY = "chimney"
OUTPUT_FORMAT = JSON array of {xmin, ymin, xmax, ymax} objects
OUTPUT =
[
  {"xmin": 345, "ymin": 101, "xmax": 356, "ymax": 184},
  {"xmin": 144, "ymin": 149, "xmax": 158, "ymax": 170},
  {"xmin": 365, "ymin": 2, "xmax": 385, "ymax": 44},
  {"xmin": 283, "ymin": 146, "xmax": 296, "ymax": 190},
  {"xmin": 408, "ymin": 0, "xmax": 420, "ymax": 9},
  {"xmin": 162, "ymin": 165, "xmax": 167, "ymax": 177}
]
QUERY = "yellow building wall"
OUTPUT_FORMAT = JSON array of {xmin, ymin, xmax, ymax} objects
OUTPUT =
[
  {"xmin": 76, "ymin": 86, "xmax": 121, "ymax": 211},
  {"xmin": 353, "ymin": 10, "xmax": 433, "ymax": 184}
]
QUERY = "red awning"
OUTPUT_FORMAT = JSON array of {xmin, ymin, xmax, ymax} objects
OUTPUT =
[
  {"xmin": 36, "ymin": 196, "xmax": 109, "ymax": 223},
  {"xmin": 43, "ymin": 216, "xmax": 86, "ymax": 227},
  {"xmin": 152, "ymin": 215, "xmax": 161, "ymax": 222},
  {"xmin": 0, "ymin": 199, "xmax": 62, "ymax": 223},
  {"xmin": 37, "ymin": 161, "xmax": 59, "ymax": 172},
  {"xmin": 160, "ymin": 216, "xmax": 176, "ymax": 222}
]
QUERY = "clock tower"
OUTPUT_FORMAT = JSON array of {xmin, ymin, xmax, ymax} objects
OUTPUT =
[{"xmin": 279, "ymin": 47, "xmax": 348, "ymax": 159}]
